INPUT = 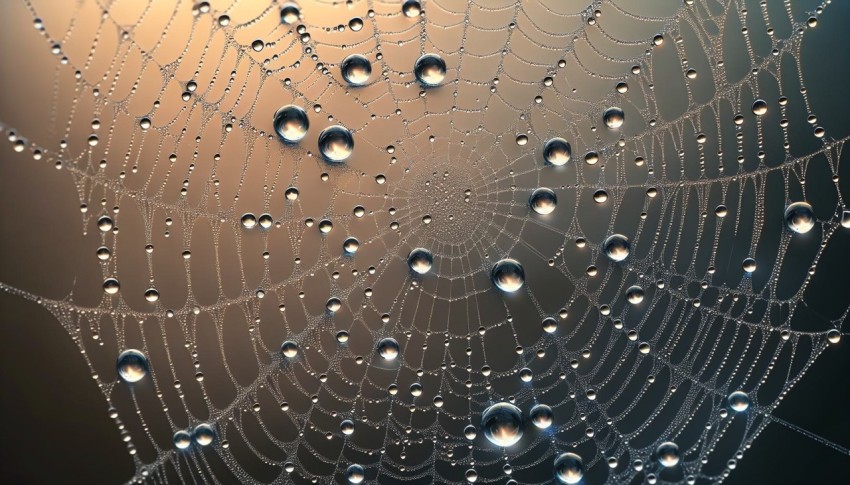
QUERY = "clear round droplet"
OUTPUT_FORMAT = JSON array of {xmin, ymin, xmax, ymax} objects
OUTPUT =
[
  {"xmin": 117, "ymin": 349, "xmax": 149, "ymax": 383},
  {"xmin": 464, "ymin": 424, "xmax": 477, "ymax": 440},
  {"xmin": 251, "ymin": 40, "xmax": 264, "ymax": 52},
  {"xmin": 341, "ymin": 54, "xmax": 372, "ymax": 86},
  {"xmin": 543, "ymin": 138, "xmax": 571, "ymax": 166},
  {"xmin": 784, "ymin": 201, "xmax": 815, "ymax": 234},
  {"xmin": 603, "ymin": 234, "xmax": 631, "ymax": 262},
  {"xmin": 603, "ymin": 107, "xmax": 625, "ymax": 129},
  {"xmin": 407, "ymin": 248, "xmax": 434, "ymax": 274},
  {"xmin": 841, "ymin": 210, "xmax": 850, "ymax": 228},
  {"xmin": 103, "ymin": 277, "xmax": 121, "ymax": 295},
  {"xmin": 241, "ymin": 213, "xmax": 257, "ymax": 229},
  {"xmin": 349, "ymin": 18, "xmax": 363, "ymax": 31},
  {"xmin": 742, "ymin": 258, "xmax": 757, "ymax": 273},
  {"xmin": 657, "ymin": 441, "xmax": 680, "ymax": 467},
  {"xmin": 340, "ymin": 419, "xmax": 355, "ymax": 435},
  {"xmin": 542, "ymin": 317, "xmax": 558, "ymax": 333},
  {"xmin": 481, "ymin": 402, "xmax": 524, "ymax": 447},
  {"xmin": 193, "ymin": 424, "xmax": 215, "ymax": 446},
  {"xmin": 326, "ymin": 297, "xmax": 342, "ymax": 313},
  {"xmin": 491, "ymin": 258, "xmax": 525, "ymax": 293},
  {"xmin": 144, "ymin": 288, "xmax": 160, "ymax": 302},
  {"xmin": 626, "ymin": 285, "xmax": 645, "ymax": 304},
  {"xmin": 593, "ymin": 189, "xmax": 609, "ymax": 203},
  {"xmin": 343, "ymin": 237, "xmax": 360, "ymax": 254},
  {"xmin": 402, "ymin": 0, "xmax": 421, "ymax": 17},
  {"xmin": 98, "ymin": 215, "xmax": 114, "ymax": 232},
  {"xmin": 414, "ymin": 53, "xmax": 447, "ymax": 87},
  {"xmin": 273, "ymin": 105, "xmax": 309, "ymax": 143},
  {"xmin": 377, "ymin": 338, "xmax": 400, "ymax": 361},
  {"xmin": 281, "ymin": 340, "xmax": 299, "ymax": 358},
  {"xmin": 318, "ymin": 125, "xmax": 354, "ymax": 162},
  {"xmin": 280, "ymin": 3, "xmax": 300, "ymax": 25},
  {"xmin": 173, "ymin": 430, "xmax": 192, "ymax": 450},
  {"xmin": 554, "ymin": 452, "xmax": 584, "ymax": 484},
  {"xmin": 752, "ymin": 99, "xmax": 768, "ymax": 116},
  {"xmin": 346, "ymin": 464, "xmax": 365, "ymax": 484},
  {"xmin": 727, "ymin": 391, "xmax": 750, "ymax": 412},
  {"xmin": 529, "ymin": 188, "xmax": 557, "ymax": 215},
  {"xmin": 530, "ymin": 404, "xmax": 554, "ymax": 429}
]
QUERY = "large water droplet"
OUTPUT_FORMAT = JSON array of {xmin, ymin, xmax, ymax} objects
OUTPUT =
[
  {"xmin": 193, "ymin": 424, "xmax": 215, "ymax": 446},
  {"xmin": 742, "ymin": 258, "xmax": 757, "ymax": 273},
  {"xmin": 784, "ymin": 201, "xmax": 815, "ymax": 234},
  {"xmin": 626, "ymin": 285, "xmax": 645, "ymax": 304},
  {"xmin": 281, "ymin": 340, "xmax": 299, "ymax": 358},
  {"xmin": 752, "ymin": 99, "xmax": 768, "ymax": 116},
  {"xmin": 603, "ymin": 107, "xmax": 625, "ymax": 128},
  {"xmin": 657, "ymin": 441, "xmax": 680, "ymax": 467},
  {"xmin": 341, "ymin": 54, "xmax": 372, "ymax": 86},
  {"xmin": 603, "ymin": 234, "xmax": 631, "ymax": 262},
  {"xmin": 728, "ymin": 391, "xmax": 750, "ymax": 412},
  {"xmin": 543, "ymin": 138, "xmax": 571, "ymax": 166},
  {"xmin": 273, "ymin": 105, "xmax": 309, "ymax": 143},
  {"xmin": 117, "ymin": 349, "xmax": 149, "ymax": 383},
  {"xmin": 530, "ymin": 404, "xmax": 554, "ymax": 429},
  {"xmin": 402, "ymin": 0, "xmax": 421, "ymax": 17},
  {"xmin": 554, "ymin": 452, "xmax": 584, "ymax": 484},
  {"xmin": 414, "ymin": 53, "xmax": 446, "ymax": 87},
  {"xmin": 343, "ymin": 237, "xmax": 360, "ymax": 254},
  {"xmin": 346, "ymin": 464, "xmax": 365, "ymax": 484},
  {"xmin": 407, "ymin": 248, "xmax": 433, "ymax": 274},
  {"xmin": 377, "ymin": 338, "xmax": 400, "ymax": 361},
  {"xmin": 481, "ymin": 402, "xmax": 524, "ymax": 447},
  {"xmin": 173, "ymin": 430, "xmax": 192, "ymax": 450},
  {"xmin": 340, "ymin": 419, "xmax": 355, "ymax": 435},
  {"xmin": 491, "ymin": 258, "xmax": 525, "ymax": 292},
  {"xmin": 318, "ymin": 125, "xmax": 354, "ymax": 162},
  {"xmin": 103, "ymin": 277, "xmax": 121, "ymax": 295},
  {"xmin": 529, "ymin": 188, "xmax": 557, "ymax": 215},
  {"xmin": 280, "ymin": 3, "xmax": 300, "ymax": 25}
]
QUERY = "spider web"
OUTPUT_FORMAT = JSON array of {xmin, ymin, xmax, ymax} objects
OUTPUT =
[{"xmin": 1, "ymin": 0, "xmax": 849, "ymax": 483}]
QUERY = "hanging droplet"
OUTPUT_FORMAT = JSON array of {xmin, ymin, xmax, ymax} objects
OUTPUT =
[
  {"xmin": 841, "ymin": 210, "xmax": 850, "ymax": 228},
  {"xmin": 241, "ymin": 213, "xmax": 257, "ymax": 229},
  {"xmin": 144, "ymin": 288, "xmax": 160, "ymax": 302},
  {"xmin": 542, "ymin": 138, "xmax": 571, "ymax": 166},
  {"xmin": 173, "ymin": 430, "xmax": 192, "ymax": 450},
  {"xmin": 280, "ymin": 3, "xmax": 300, "ymax": 25},
  {"xmin": 193, "ymin": 424, "xmax": 215, "ymax": 446},
  {"xmin": 281, "ymin": 340, "xmax": 299, "ymax": 358},
  {"xmin": 554, "ymin": 452, "xmax": 584, "ymax": 484},
  {"xmin": 345, "ymin": 464, "xmax": 365, "ymax": 484},
  {"xmin": 542, "ymin": 317, "xmax": 558, "ymax": 333},
  {"xmin": 258, "ymin": 213, "xmax": 273, "ymax": 229},
  {"xmin": 326, "ymin": 297, "xmax": 342, "ymax": 313},
  {"xmin": 481, "ymin": 402, "xmax": 524, "ymax": 447},
  {"xmin": 464, "ymin": 425, "xmax": 477, "ymax": 440},
  {"xmin": 336, "ymin": 331, "xmax": 350, "ymax": 343},
  {"xmin": 251, "ymin": 40, "xmax": 264, "ymax": 52},
  {"xmin": 515, "ymin": 134, "xmax": 528, "ymax": 146},
  {"xmin": 349, "ymin": 18, "xmax": 363, "ymax": 31},
  {"xmin": 377, "ymin": 338, "xmax": 400, "ymax": 361},
  {"xmin": 407, "ymin": 248, "xmax": 434, "ymax": 274},
  {"xmin": 402, "ymin": 0, "xmax": 421, "ymax": 17},
  {"xmin": 340, "ymin": 419, "xmax": 355, "ymax": 435},
  {"xmin": 519, "ymin": 367, "xmax": 533, "ymax": 382},
  {"xmin": 414, "ymin": 53, "xmax": 447, "ymax": 87},
  {"xmin": 656, "ymin": 441, "xmax": 680, "ymax": 467},
  {"xmin": 491, "ymin": 259, "xmax": 525, "ymax": 292},
  {"xmin": 465, "ymin": 469, "xmax": 478, "ymax": 483},
  {"xmin": 117, "ymin": 349, "xmax": 149, "ymax": 383},
  {"xmin": 529, "ymin": 188, "xmax": 557, "ymax": 215},
  {"xmin": 626, "ymin": 285, "xmax": 644, "ymax": 304},
  {"xmin": 784, "ymin": 202, "xmax": 815, "ymax": 234},
  {"xmin": 752, "ymin": 99, "xmax": 768, "ymax": 116},
  {"xmin": 273, "ymin": 105, "xmax": 309, "ymax": 143},
  {"xmin": 318, "ymin": 125, "xmax": 354, "ymax": 162},
  {"xmin": 318, "ymin": 219, "xmax": 333, "ymax": 234},
  {"xmin": 530, "ymin": 404, "xmax": 554, "ymax": 429},
  {"xmin": 343, "ymin": 237, "xmax": 360, "ymax": 254},
  {"xmin": 103, "ymin": 277, "xmax": 121, "ymax": 295},
  {"xmin": 727, "ymin": 391, "xmax": 750, "ymax": 412},
  {"xmin": 715, "ymin": 205, "xmax": 728, "ymax": 217},
  {"xmin": 593, "ymin": 189, "xmax": 608, "ymax": 203},
  {"xmin": 285, "ymin": 187, "xmax": 299, "ymax": 200},
  {"xmin": 603, "ymin": 107, "xmax": 625, "ymax": 129},
  {"xmin": 341, "ymin": 54, "xmax": 372, "ymax": 86},
  {"xmin": 742, "ymin": 258, "xmax": 757, "ymax": 273},
  {"xmin": 98, "ymin": 215, "xmax": 114, "ymax": 232},
  {"xmin": 603, "ymin": 234, "xmax": 631, "ymax": 262}
]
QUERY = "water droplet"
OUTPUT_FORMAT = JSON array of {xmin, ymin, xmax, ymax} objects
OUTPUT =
[
  {"xmin": 241, "ymin": 213, "xmax": 257, "ymax": 229},
  {"xmin": 752, "ymin": 99, "xmax": 768, "ymax": 116},
  {"xmin": 103, "ymin": 278, "xmax": 121, "ymax": 295},
  {"xmin": 96, "ymin": 246, "xmax": 111, "ymax": 260},
  {"xmin": 715, "ymin": 205, "xmax": 728, "ymax": 217},
  {"xmin": 481, "ymin": 402, "xmax": 524, "ymax": 447},
  {"xmin": 465, "ymin": 469, "xmax": 478, "ymax": 483},
  {"xmin": 603, "ymin": 107, "xmax": 625, "ymax": 129},
  {"xmin": 285, "ymin": 187, "xmax": 299, "ymax": 200},
  {"xmin": 593, "ymin": 189, "xmax": 609, "ymax": 203},
  {"xmin": 554, "ymin": 452, "xmax": 584, "ymax": 484},
  {"xmin": 657, "ymin": 441, "xmax": 680, "ymax": 467},
  {"xmin": 117, "ymin": 349, "xmax": 149, "ymax": 383},
  {"xmin": 491, "ymin": 258, "xmax": 525, "ymax": 292},
  {"xmin": 273, "ymin": 105, "xmax": 309, "ymax": 143},
  {"xmin": 542, "ymin": 317, "xmax": 558, "ymax": 333},
  {"xmin": 340, "ymin": 419, "xmax": 355, "ymax": 435},
  {"xmin": 464, "ymin": 425, "xmax": 477, "ymax": 440},
  {"xmin": 543, "ymin": 138, "xmax": 571, "ymax": 166},
  {"xmin": 341, "ymin": 54, "xmax": 372, "ymax": 86},
  {"xmin": 193, "ymin": 424, "xmax": 215, "ymax": 446},
  {"xmin": 319, "ymin": 219, "xmax": 333, "ymax": 234},
  {"xmin": 336, "ymin": 331, "xmax": 350, "ymax": 343},
  {"xmin": 346, "ymin": 464, "xmax": 365, "ymax": 483},
  {"xmin": 742, "ymin": 258, "xmax": 757, "ymax": 273},
  {"xmin": 402, "ymin": 0, "xmax": 421, "ymax": 17},
  {"xmin": 139, "ymin": 117, "xmax": 151, "ymax": 130},
  {"xmin": 144, "ymin": 288, "xmax": 160, "ymax": 302},
  {"xmin": 281, "ymin": 340, "xmax": 299, "ymax": 358},
  {"xmin": 377, "ymin": 338, "xmax": 400, "ymax": 361},
  {"xmin": 414, "ymin": 53, "xmax": 447, "ymax": 87},
  {"xmin": 251, "ymin": 40, "xmax": 264, "ymax": 52},
  {"xmin": 407, "ymin": 248, "xmax": 434, "ymax": 274},
  {"xmin": 258, "ymin": 213, "xmax": 273, "ymax": 229},
  {"xmin": 727, "ymin": 391, "xmax": 750, "ymax": 412},
  {"xmin": 349, "ymin": 18, "xmax": 363, "ymax": 31},
  {"xmin": 603, "ymin": 234, "xmax": 631, "ymax": 262},
  {"xmin": 784, "ymin": 202, "xmax": 815, "ymax": 234},
  {"xmin": 173, "ymin": 430, "xmax": 192, "ymax": 450},
  {"xmin": 98, "ymin": 215, "xmax": 113, "ymax": 232},
  {"xmin": 280, "ymin": 3, "xmax": 300, "ymax": 25},
  {"xmin": 318, "ymin": 125, "xmax": 354, "ymax": 162},
  {"xmin": 827, "ymin": 329, "xmax": 841, "ymax": 343},
  {"xmin": 529, "ymin": 188, "xmax": 557, "ymax": 215},
  {"xmin": 626, "ymin": 285, "xmax": 644, "ymax": 304},
  {"xmin": 326, "ymin": 297, "xmax": 342, "ymax": 313},
  {"xmin": 841, "ymin": 210, "xmax": 850, "ymax": 228},
  {"xmin": 519, "ymin": 367, "xmax": 533, "ymax": 382},
  {"xmin": 343, "ymin": 237, "xmax": 360, "ymax": 254},
  {"xmin": 530, "ymin": 404, "xmax": 554, "ymax": 429},
  {"xmin": 515, "ymin": 134, "xmax": 528, "ymax": 146}
]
